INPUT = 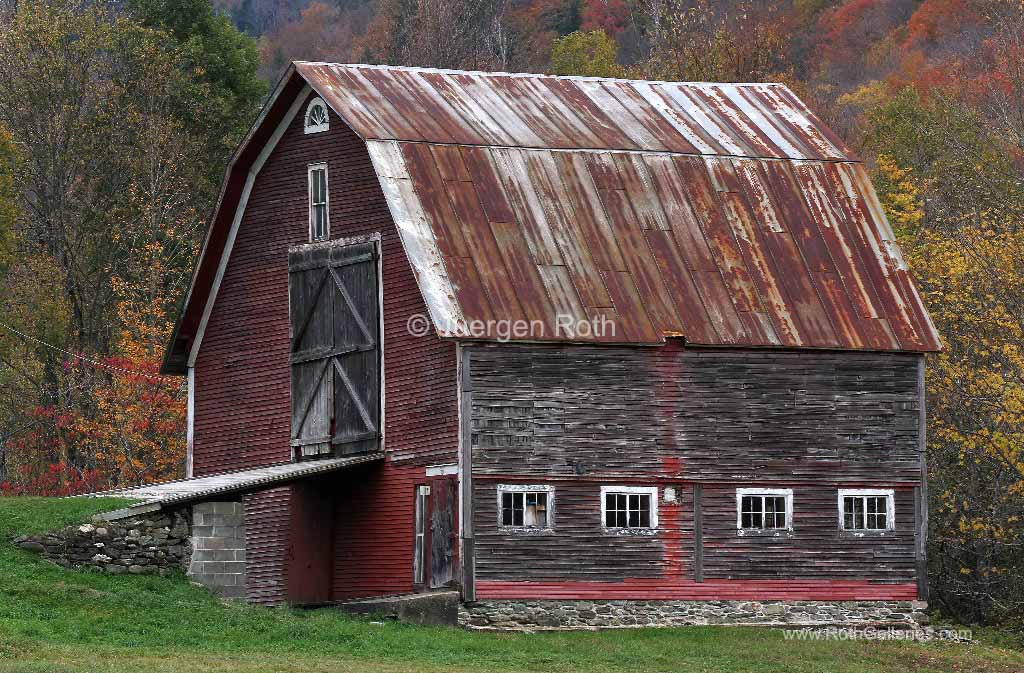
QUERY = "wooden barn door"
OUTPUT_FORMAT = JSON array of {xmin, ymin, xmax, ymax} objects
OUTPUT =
[
  {"xmin": 288, "ymin": 241, "xmax": 380, "ymax": 459},
  {"xmin": 428, "ymin": 477, "xmax": 457, "ymax": 588},
  {"xmin": 412, "ymin": 477, "xmax": 458, "ymax": 591}
]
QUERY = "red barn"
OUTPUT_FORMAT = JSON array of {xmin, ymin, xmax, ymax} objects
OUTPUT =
[{"xmin": 157, "ymin": 62, "xmax": 940, "ymax": 627}]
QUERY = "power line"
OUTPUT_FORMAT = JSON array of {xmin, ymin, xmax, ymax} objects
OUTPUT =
[{"xmin": 0, "ymin": 320, "xmax": 175, "ymax": 382}]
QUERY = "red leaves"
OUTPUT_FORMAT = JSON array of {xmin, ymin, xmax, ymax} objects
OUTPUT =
[
  {"xmin": 580, "ymin": 0, "xmax": 631, "ymax": 38},
  {"xmin": 904, "ymin": 0, "xmax": 980, "ymax": 49},
  {"xmin": 0, "ymin": 462, "xmax": 106, "ymax": 497}
]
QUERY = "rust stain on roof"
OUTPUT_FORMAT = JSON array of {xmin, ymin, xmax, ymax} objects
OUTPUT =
[
  {"xmin": 297, "ymin": 62, "xmax": 855, "ymax": 160},
  {"xmin": 295, "ymin": 63, "xmax": 940, "ymax": 352}
]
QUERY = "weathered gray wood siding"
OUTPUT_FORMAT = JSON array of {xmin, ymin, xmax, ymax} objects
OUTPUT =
[{"xmin": 468, "ymin": 341, "xmax": 922, "ymax": 585}]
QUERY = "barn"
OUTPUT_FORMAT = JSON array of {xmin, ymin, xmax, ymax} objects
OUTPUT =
[{"xmin": 153, "ymin": 62, "xmax": 940, "ymax": 627}]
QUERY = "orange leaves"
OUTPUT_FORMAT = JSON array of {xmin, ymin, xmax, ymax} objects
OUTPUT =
[
  {"xmin": 904, "ymin": 0, "xmax": 981, "ymax": 49},
  {"xmin": 580, "ymin": 0, "xmax": 631, "ymax": 37}
]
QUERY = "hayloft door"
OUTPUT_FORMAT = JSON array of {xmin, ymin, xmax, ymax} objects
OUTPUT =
[{"xmin": 288, "ymin": 240, "xmax": 381, "ymax": 459}]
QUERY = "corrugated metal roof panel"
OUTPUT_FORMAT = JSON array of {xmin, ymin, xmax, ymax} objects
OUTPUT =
[
  {"xmin": 297, "ymin": 62, "xmax": 854, "ymax": 160},
  {"xmin": 90, "ymin": 454, "xmax": 384, "ymax": 520},
  {"xmin": 364, "ymin": 139, "xmax": 940, "ymax": 351},
  {"xmin": 294, "ymin": 63, "xmax": 938, "ymax": 352}
]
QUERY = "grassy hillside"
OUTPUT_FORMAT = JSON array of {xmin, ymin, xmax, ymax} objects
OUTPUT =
[{"xmin": 0, "ymin": 497, "xmax": 1021, "ymax": 673}]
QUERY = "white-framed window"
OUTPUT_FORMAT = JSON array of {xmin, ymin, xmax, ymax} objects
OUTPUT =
[
  {"xmin": 839, "ymin": 489, "xmax": 895, "ymax": 532},
  {"xmin": 304, "ymin": 97, "xmax": 329, "ymax": 134},
  {"xmin": 497, "ymin": 484, "xmax": 553, "ymax": 530},
  {"xmin": 601, "ymin": 486, "xmax": 658, "ymax": 530},
  {"xmin": 308, "ymin": 163, "xmax": 329, "ymax": 241},
  {"xmin": 736, "ymin": 488, "xmax": 793, "ymax": 533}
]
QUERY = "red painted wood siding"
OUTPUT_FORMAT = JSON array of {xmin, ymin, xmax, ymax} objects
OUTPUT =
[
  {"xmin": 243, "ymin": 488, "xmax": 291, "ymax": 605},
  {"xmin": 192, "ymin": 91, "xmax": 459, "ymax": 603},
  {"xmin": 475, "ymin": 579, "xmax": 919, "ymax": 601}
]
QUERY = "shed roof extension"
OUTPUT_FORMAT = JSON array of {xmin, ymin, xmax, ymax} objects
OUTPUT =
[{"xmin": 162, "ymin": 63, "xmax": 940, "ymax": 374}]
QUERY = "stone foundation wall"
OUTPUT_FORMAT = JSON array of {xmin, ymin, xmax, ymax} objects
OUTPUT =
[
  {"xmin": 13, "ymin": 500, "xmax": 248, "ymax": 599},
  {"xmin": 14, "ymin": 510, "xmax": 191, "ymax": 575},
  {"xmin": 187, "ymin": 501, "xmax": 247, "ymax": 598},
  {"xmin": 459, "ymin": 599, "xmax": 930, "ymax": 630}
]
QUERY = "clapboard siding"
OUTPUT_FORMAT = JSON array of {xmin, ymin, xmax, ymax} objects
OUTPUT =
[
  {"xmin": 469, "ymin": 342, "xmax": 922, "ymax": 597},
  {"xmin": 469, "ymin": 342, "xmax": 922, "ymax": 482},
  {"xmin": 243, "ymin": 488, "xmax": 291, "ymax": 605},
  {"xmin": 331, "ymin": 461, "xmax": 422, "ymax": 599},
  {"xmin": 702, "ymin": 485, "xmax": 916, "ymax": 582},
  {"xmin": 193, "ymin": 92, "xmax": 459, "ymax": 604},
  {"xmin": 474, "ymin": 479, "xmax": 691, "ymax": 582}
]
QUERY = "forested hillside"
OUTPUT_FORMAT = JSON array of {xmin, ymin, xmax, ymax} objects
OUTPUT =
[{"xmin": 0, "ymin": 0, "xmax": 1021, "ymax": 628}]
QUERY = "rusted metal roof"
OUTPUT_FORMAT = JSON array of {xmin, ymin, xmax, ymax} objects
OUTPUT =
[
  {"xmin": 292, "ymin": 63, "xmax": 938, "ymax": 351},
  {"xmin": 162, "ymin": 63, "xmax": 940, "ymax": 369},
  {"xmin": 296, "ymin": 63, "xmax": 854, "ymax": 161}
]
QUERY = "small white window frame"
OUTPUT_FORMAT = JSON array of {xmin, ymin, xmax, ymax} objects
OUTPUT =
[
  {"xmin": 736, "ymin": 487, "xmax": 794, "ymax": 535},
  {"xmin": 412, "ymin": 485, "xmax": 429, "ymax": 585},
  {"xmin": 304, "ymin": 97, "xmax": 330, "ymax": 134},
  {"xmin": 600, "ymin": 485, "xmax": 659, "ymax": 533},
  {"xmin": 307, "ymin": 162, "xmax": 329, "ymax": 242},
  {"xmin": 838, "ymin": 488, "xmax": 895, "ymax": 532},
  {"xmin": 497, "ymin": 484, "xmax": 554, "ymax": 532}
]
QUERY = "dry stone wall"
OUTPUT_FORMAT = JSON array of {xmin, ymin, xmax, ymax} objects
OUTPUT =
[
  {"xmin": 13, "ymin": 501, "xmax": 248, "ymax": 599},
  {"xmin": 14, "ymin": 510, "xmax": 191, "ymax": 575},
  {"xmin": 460, "ymin": 599, "xmax": 930, "ymax": 629}
]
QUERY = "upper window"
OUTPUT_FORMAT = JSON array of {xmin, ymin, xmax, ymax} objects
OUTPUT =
[
  {"xmin": 304, "ymin": 97, "xmax": 329, "ymax": 134},
  {"xmin": 498, "ymin": 484, "xmax": 552, "ymax": 530},
  {"xmin": 308, "ymin": 163, "xmax": 329, "ymax": 241},
  {"xmin": 839, "ymin": 489, "xmax": 894, "ymax": 532},
  {"xmin": 736, "ymin": 488, "xmax": 793, "ymax": 533},
  {"xmin": 601, "ymin": 486, "xmax": 658, "ymax": 531}
]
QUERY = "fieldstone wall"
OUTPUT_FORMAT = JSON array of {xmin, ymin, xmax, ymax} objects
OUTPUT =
[
  {"xmin": 459, "ymin": 599, "xmax": 930, "ymax": 630},
  {"xmin": 13, "ymin": 500, "xmax": 248, "ymax": 599},
  {"xmin": 187, "ymin": 501, "xmax": 247, "ymax": 598},
  {"xmin": 14, "ymin": 510, "xmax": 191, "ymax": 575}
]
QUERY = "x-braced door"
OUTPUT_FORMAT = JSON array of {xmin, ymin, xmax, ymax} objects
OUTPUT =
[{"xmin": 288, "ymin": 240, "xmax": 380, "ymax": 459}]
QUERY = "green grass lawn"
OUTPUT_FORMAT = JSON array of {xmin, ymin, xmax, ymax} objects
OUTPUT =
[{"xmin": 0, "ymin": 497, "xmax": 1021, "ymax": 673}]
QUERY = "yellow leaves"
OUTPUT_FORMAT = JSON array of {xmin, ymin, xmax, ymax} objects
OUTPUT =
[{"xmin": 874, "ymin": 155, "xmax": 925, "ymax": 239}]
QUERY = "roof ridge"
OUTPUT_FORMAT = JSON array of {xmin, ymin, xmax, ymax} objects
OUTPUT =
[{"xmin": 293, "ymin": 61, "xmax": 788, "ymax": 89}]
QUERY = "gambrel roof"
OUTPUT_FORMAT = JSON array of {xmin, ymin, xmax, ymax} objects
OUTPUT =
[{"xmin": 162, "ymin": 63, "xmax": 940, "ymax": 374}]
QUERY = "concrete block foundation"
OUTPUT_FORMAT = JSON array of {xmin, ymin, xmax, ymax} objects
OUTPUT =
[{"xmin": 187, "ymin": 501, "xmax": 246, "ymax": 598}]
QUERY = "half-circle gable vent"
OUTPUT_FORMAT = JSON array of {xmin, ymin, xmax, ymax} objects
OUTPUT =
[{"xmin": 304, "ymin": 97, "xmax": 329, "ymax": 134}]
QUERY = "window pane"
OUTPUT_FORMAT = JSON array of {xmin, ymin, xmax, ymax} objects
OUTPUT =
[
  {"xmin": 315, "ymin": 205, "xmax": 326, "ymax": 238},
  {"xmin": 740, "ymin": 495, "xmax": 764, "ymax": 529},
  {"xmin": 316, "ymin": 170, "xmax": 327, "ymax": 202},
  {"xmin": 767, "ymin": 496, "xmax": 786, "ymax": 529},
  {"xmin": 501, "ymin": 492, "xmax": 513, "ymax": 526},
  {"xmin": 605, "ymin": 491, "xmax": 654, "ymax": 528},
  {"xmin": 534, "ymin": 493, "xmax": 547, "ymax": 527},
  {"xmin": 843, "ymin": 497, "xmax": 856, "ymax": 529},
  {"xmin": 866, "ymin": 497, "xmax": 887, "ymax": 529}
]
